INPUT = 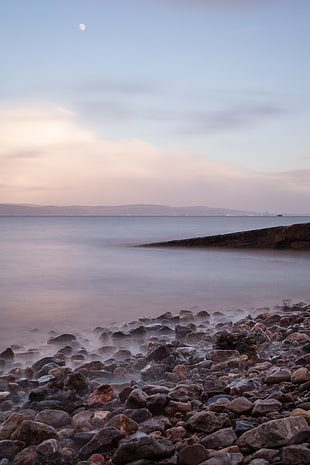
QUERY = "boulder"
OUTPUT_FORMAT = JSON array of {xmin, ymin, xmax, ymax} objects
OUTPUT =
[{"xmin": 237, "ymin": 416, "xmax": 309, "ymax": 449}]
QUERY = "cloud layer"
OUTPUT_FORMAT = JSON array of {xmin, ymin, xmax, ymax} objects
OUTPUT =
[{"xmin": 0, "ymin": 105, "xmax": 309, "ymax": 213}]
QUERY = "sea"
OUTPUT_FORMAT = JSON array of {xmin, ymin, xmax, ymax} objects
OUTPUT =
[{"xmin": 0, "ymin": 216, "xmax": 309, "ymax": 349}]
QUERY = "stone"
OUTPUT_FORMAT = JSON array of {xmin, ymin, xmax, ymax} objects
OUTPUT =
[
  {"xmin": 237, "ymin": 415, "xmax": 309, "ymax": 449},
  {"xmin": 199, "ymin": 451, "xmax": 235, "ymax": 465},
  {"xmin": 47, "ymin": 333, "xmax": 77, "ymax": 344},
  {"xmin": 282, "ymin": 445, "xmax": 310, "ymax": 465},
  {"xmin": 140, "ymin": 416, "xmax": 172, "ymax": 434},
  {"xmin": 128, "ymin": 408, "xmax": 152, "ymax": 424},
  {"xmin": 201, "ymin": 428, "xmax": 237, "ymax": 449},
  {"xmin": 72, "ymin": 411, "xmax": 94, "ymax": 431},
  {"xmin": 265, "ymin": 368, "xmax": 291, "ymax": 384},
  {"xmin": 11, "ymin": 445, "xmax": 38, "ymax": 465},
  {"xmin": 0, "ymin": 413, "xmax": 26, "ymax": 440},
  {"xmin": 177, "ymin": 444, "xmax": 208, "ymax": 465},
  {"xmin": 164, "ymin": 401, "xmax": 192, "ymax": 417},
  {"xmin": 290, "ymin": 408, "xmax": 310, "ymax": 425},
  {"xmin": 186, "ymin": 411, "xmax": 230, "ymax": 434},
  {"xmin": 169, "ymin": 384, "xmax": 202, "ymax": 402},
  {"xmin": 34, "ymin": 409, "xmax": 70, "ymax": 428},
  {"xmin": 88, "ymin": 453, "xmax": 105, "ymax": 464},
  {"xmin": 166, "ymin": 427, "xmax": 187, "ymax": 443},
  {"xmin": 125, "ymin": 389, "xmax": 148, "ymax": 409},
  {"xmin": 251, "ymin": 399, "xmax": 282, "ymax": 416},
  {"xmin": 105, "ymin": 414, "xmax": 139, "ymax": 435},
  {"xmin": 79, "ymin": 427, "xmax": 124, "ymax": 459},
  {"xmin": 36, "ymin": 438, "xmax": 63, "ymax": 462},
  {"xmin": 0, "ymin": 348, "xmax": 14, "ymax": 362},
  {"xmin": 0, "ymin": 440, "xmax": 25, "ymax": 461},
  {"xmin": 205, "ymin": 350, "xmax": 240, "ymax": 363},
  {"xmin": 10, "ymin": 420, "xmax": 58, "ymax": 446},
  {"xmin": 146, "ymin": 394, "xmax": 168, "ymax": 415},
  {"xmin": 112, "ymin": 436, "xmax": 175, "ymax": 464},
  {"xmin": 31, "ymin": 356, "xmax": 65, "ymax": 374},
  {"xmin": 146, "ymin": 345, "xmax": 171, "ymax": 361},
  {"xmin": 248, "ymin": 459, "xmax": 269, "ymax": 465},
  {"xmin": 87, "ymin": 384, "xmax": 114, "ymax": 406},
  {"xmin": 291, "ymin": 367, "xmax": 310, "ymax": 382},
  {"xmin": 226, "ymin": 397, "xmax": 253, "ymax": 414}
]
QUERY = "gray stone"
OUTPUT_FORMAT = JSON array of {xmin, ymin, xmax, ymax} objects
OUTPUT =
[
  {"xmin": 0, "ymin": 440, "xmax": 25, "ymax": 461},
  {"xmin": 201, "ymin": 427, "xmax": 237, "ymax": 449},
  {"xmin": 79, "ymin": 427, "xmax": 124, "ymax": 459},
  {"xmin": 237, "ymin": 415, "xmax": 309, "ymax": 449},
  {"xmin": 226, "ymin": 397, "xmax": 253, "ymax": 414},
  {"xmin": 177, "ymin": 444, "xmax": 208, "ymax": 465},
  {"xmin": 186, "ymin": 411, "xmax": 230, "ymax": 434},
  {"xmin": 10, "ymin": 420, "xmax": 58, "ymax": 446},
  {"xmin": 47, "ymin": 333, "xmax": 76, "ymax": 344},
  {"xmin": 34, "ymin": 409, "xmax": 70, "ymax": 428},
  {"xmin": 169, "ymin": 384, "xmax": 202, "ymax": 402},
  {"xmin": 125, "ymin": 389, "xmax": 148, "ymax": 409},
  {"xmin": 36, "ymin": 439, "xmax": 63, "ymax": 462},
  {"xmin": 282, "ymin": 445, "xmax": 310, "ymax": 465},
  {"xmin": 251, "ymin": 399, "xmax": 282, "ymax": 416},
  {"xmin": 112, "ymin": 436, "xmax": 175, "ymax": 464},
  {"xmin": 265, "ymin": 368, "xmax": 291, "ymax": 384}
]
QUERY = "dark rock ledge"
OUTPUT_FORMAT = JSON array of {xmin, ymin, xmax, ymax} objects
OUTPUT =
[{"xmin": 142, "ymin": 223, "xmax": 310, "ymax": 250}]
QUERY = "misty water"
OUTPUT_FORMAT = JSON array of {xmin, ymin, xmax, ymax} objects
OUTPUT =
[{"xmin": 0, "ymin": 216, "xmax": 309, "ymax": 349}]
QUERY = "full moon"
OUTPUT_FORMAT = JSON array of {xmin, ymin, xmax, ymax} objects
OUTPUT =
[{"xmin": 79, "ymin": 24, "xmax": 86, "ymax": 31}]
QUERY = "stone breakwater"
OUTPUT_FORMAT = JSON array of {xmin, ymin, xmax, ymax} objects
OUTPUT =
[
  {"xmin": 142, "ymin": 222, "xmax": 310, "ymax": 250},
  {"xmin": 1, "ymin": 303, "xmax": 310, "ymax": 464}
]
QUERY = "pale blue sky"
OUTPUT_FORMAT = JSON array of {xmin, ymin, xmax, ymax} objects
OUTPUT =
[{"xmin": 1, "ymin": 0, "xmax": 309, "ymax": 213}]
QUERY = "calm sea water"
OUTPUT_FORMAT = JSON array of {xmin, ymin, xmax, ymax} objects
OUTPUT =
[{"xmin": 0, "ymin": 216, "xmax": 309, "ymax": 348}]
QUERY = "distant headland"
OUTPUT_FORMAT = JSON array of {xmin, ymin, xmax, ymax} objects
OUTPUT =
[{"xmin": 0, "ymin": 203, "xmax": 307, "ymax": 217}]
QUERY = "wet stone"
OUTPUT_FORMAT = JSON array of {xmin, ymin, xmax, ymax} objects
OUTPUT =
[
  {"xmin": 282, "ymin": 445, "xmax": 310, "ymax": 465},
  {"xmin": 0, "ymin": 349, "xmax": 14, "ymax": 362},
  {"xmin": 112, "ymin": 435, "xmax": 175, "ymax": 464},
  {"xmin": 186, "ymin": 411, "xmax": 230, "ymax": 434},
  {"xmin": 87, "ymin": 384, "xmax": 114, "ymax": 406},
  {"xmin": 0, "ymin": 440, "xmax": 25, "ymax": 461},
  {"xmin": 34, "ymin": 409, "xmax": 70, "ymax": 428},
  {"xmin": 176, "ymin": 444, "xmax": 208, "ymax": 465},
  {"xmin": 125, "ymin": 389, "xmax": 148, "ymax": 409},
  {"xmin": 47, "ymin": 333, "xmax": 77, "ymax": 345},
  {"xmin": 251, "ymin": 399, "xmax": 282, "ymax": 416},
  {"xmin": 201, "ymin": 428, "xmax": 237, "ymax": 449},
  {"xmin": 105, "ymin": 414, "xmax": 139, "ymax": 435},
  {"xmin": 10, "ymin": 420, "xmax": 59, "ymax": 446},
  {"xmin": 237, "ymin": 415, "xmax": 309, "ymax": 449},
  {"xmin": 79, "ymin": 426, "xmax": 124, "ymax": 459},
  {"xmin": 265, "ymin": 368, "xmax": 292, "ymax": 384}
]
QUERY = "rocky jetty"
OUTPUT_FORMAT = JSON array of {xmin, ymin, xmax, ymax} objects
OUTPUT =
[
  {"xmin": 1, "ymin": 301, "xmax": 310, "ymax": 464},
  {"xmin": 142, "ymin": 223, "xmax": 310, "ymax": 250}
]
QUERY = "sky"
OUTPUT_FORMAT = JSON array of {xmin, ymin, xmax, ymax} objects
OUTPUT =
[{"xmin": 1, "ymin": 0, "xmax": 310, "ymax": 214}]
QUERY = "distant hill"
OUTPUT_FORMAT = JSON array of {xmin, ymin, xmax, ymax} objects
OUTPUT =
[{"xmin": 0, "ymin": 203, "xmax": 265, "ymax": 216}]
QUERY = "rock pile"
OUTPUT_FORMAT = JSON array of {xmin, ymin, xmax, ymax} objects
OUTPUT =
[{"xmin": 1, "ymin": 301, "xmax": 310, "ymax": 464}]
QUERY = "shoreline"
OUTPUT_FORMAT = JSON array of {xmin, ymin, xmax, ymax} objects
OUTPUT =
[{"xmin": 1, "ymin": 301, "xmax": 310, "ymax": 464}]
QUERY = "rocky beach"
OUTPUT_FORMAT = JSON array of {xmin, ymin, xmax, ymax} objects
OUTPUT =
[{"xmin": 1, "ymin": 302, "xmax": 310, "ymax": 464}]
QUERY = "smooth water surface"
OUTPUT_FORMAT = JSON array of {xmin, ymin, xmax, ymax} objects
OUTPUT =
[{"xmin": 0, "ymin": 216, "xmax": 309, "ymax": 348}]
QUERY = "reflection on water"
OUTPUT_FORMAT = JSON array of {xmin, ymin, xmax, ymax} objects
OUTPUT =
[{"xmin": 0, "ymin": 216, "xmax": 309, "ymax": 348}]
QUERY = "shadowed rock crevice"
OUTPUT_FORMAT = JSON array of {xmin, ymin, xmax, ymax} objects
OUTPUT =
[{"xmin": 142, "ymin": 222, "xmax": 310, "ymax": 250}]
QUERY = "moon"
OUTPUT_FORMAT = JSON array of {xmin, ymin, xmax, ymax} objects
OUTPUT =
[{"xmin": 79, "ymin": 24, "xmax": 86, "ymax": 31}]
